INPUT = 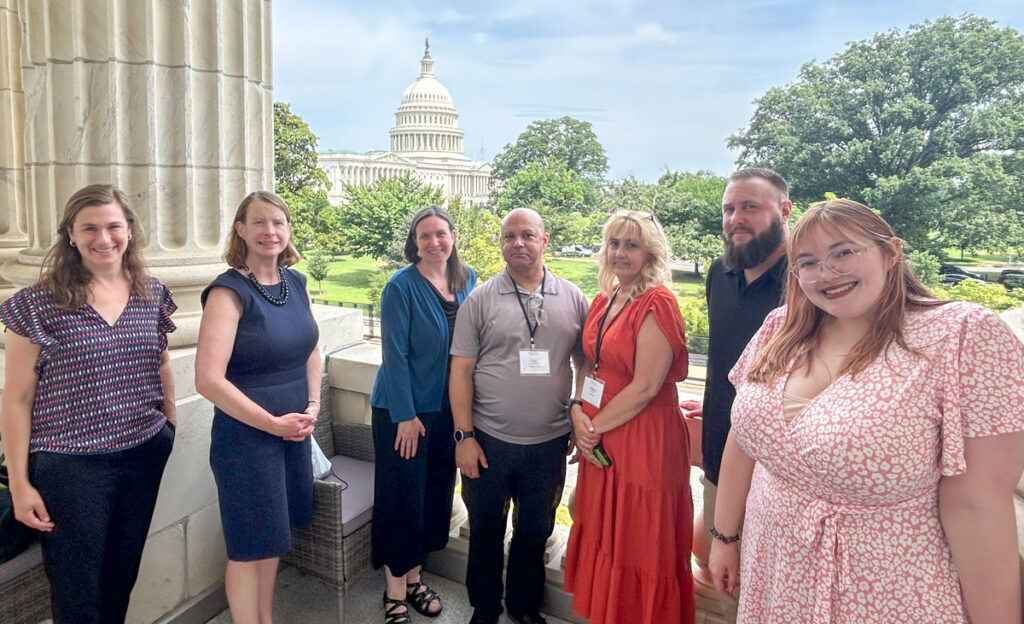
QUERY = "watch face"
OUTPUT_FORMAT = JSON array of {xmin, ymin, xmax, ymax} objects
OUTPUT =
[{"xmin": 454, "ymin": 430, "xmax": 464, "ymax": 443}]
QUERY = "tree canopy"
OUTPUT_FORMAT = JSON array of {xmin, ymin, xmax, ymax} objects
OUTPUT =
[
  {"xmin": 729, "ymin": 15, "xmax": 1024, "ymax": 250},
  {"xmin": 491, "ymin": 116, "xmax": 608, "ymax": 183},
  {"xmin": 273, "ymin": 102, "xmax": 331, "ymax": 250},
  {"xmin": 338, "ymin": 174, "xmax": 444, "ymax": 261}
]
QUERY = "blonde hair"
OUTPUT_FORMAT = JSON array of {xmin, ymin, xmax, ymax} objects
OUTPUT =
[
  {"xmin": 597, "ymin": 212, "xmax": 672, "ymax": 299},
  {"xmin": 746, "ymin": 199, "xmax": 944, "ymax": 384},
  {"xmin": 40, "ymin": 184, "xmax": 152, "ymax": 309},
  {"xmin": 223, "ymin": 191, "xmax": 302, "ymax": 268}
]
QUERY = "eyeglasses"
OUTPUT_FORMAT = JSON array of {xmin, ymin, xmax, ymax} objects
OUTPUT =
[
  {"xmin": 790, "ymin": 246, "xmax": 872, "ymax": 284},
  {"xmin": 611, "ymin": 209, "xmax": 656, "ymax": 222},
  {"xmin": 528, "ymin": 293, "xmax": 548, "ymax": 326}
]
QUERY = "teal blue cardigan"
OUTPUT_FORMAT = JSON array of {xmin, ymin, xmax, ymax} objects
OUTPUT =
[{"xmin": 369, "ymin": 263, "xmax": 476, "ymax": 422}]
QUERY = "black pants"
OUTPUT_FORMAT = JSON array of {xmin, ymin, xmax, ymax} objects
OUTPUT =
[
  {"xmin": 461, "ymin": 430, "xmax": 569, "ymax": 618},
  {"xmin": 30, "ymin": 422, "xmax": 174, "ymax": 624},
  {"xmin": 371, "ymin": 404, "xmax": 456, "ymax": 576}
]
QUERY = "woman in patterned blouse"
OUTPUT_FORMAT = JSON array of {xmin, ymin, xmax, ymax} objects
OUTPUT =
[
  {"xmin": 709, "ymin": 200, "xmax": 1024, "ymax": 623},
  {"xmin": 0, "ymin": 184, "xmax": 177, "ymax": 623}
]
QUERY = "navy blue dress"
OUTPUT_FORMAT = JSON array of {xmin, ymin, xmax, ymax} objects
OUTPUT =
[{"xmin": 201, "ymin": 268, "xmax": 319, "ymax": 561}]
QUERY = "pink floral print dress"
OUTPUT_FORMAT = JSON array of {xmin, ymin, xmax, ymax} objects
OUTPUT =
[{"xmin": 728, "ymin": 301, "xmax": 1024, "ymax": 623}]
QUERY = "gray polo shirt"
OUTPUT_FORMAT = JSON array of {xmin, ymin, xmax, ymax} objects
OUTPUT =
[{"xmin": 451, "ymin": 269, "xmax": 589, "ymax": 444}]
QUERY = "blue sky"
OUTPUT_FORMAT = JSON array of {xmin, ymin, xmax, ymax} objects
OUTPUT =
[{"xmin": 273, "ymin": 1, "xmax": 1024, "ymax": 183}]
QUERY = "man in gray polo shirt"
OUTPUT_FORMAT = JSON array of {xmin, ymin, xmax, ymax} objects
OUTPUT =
[{"xmin": 450, "ymin": 208, "xmax": 589, "ymax": 624}]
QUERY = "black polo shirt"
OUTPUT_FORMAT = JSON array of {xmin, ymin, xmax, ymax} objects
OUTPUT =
[{"xmin": 701, "ymin": 254, "xmax": 787, "ymax": 485}]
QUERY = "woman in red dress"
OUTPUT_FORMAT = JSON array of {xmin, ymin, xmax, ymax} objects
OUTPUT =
[{"xmin": 564, "ymin": 210, "xmax": 694, "ymax": 624}]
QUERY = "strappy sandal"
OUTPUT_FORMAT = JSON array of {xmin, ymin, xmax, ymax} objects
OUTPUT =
[
  {"xmin": 383, "ymin": 592, "xmax": 411, "ymax": 624},
  {"xmin": 406, "ymin": 580, "xmax": 443, "ymax": 618}
]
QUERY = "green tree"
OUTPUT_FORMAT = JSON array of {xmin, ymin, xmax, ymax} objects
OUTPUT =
[
  {"xmin": 906, "ymin": 249, "xmax": 941, "ymax": 289},
  {"xmin": 494, "ymin": 160, "xmax": 597, "ymax": 248},
  {"xmin": 654, "ymin": 170, "xmax": 726, "ymax": 236},
  {"xmin": 338, "ymin": 174, "xmax": 444, "ymax": 261},
  {"xmin": 448, "ymin": 195, "xmax": 504, "ymax": 282},
  {"xmin": 729, "ymin": 15, "xmax": 1024, "ymax": 249},
  {"xmin": 273, "ymin": 102, "xmax": 332, "ymax": 250},
  {"xmin": 491, "ymin": 117, "xmax": 609, "ymax": 183},
  {"xmin": 305, "ymin": 249, "xmax": 330, "ymax": 294},
  {"xmin": 666, "ymin": 226, "xmax": 722, "ymax": 277}
]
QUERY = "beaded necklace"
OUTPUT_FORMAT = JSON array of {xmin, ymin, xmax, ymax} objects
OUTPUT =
[{"xmin": 242, "ymin": 264, "xmax": 289, "ymax": 306}]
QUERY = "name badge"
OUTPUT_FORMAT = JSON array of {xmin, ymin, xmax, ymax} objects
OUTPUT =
[
  {"xmin": 519, "ymin": 349, "xmax": 551, "ymax": 376},
  {"xmin": 581, "ymin": 375, "xmax": 605, "ymax": 408}
]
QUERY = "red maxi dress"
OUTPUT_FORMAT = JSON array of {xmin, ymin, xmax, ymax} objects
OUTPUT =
[{"xmin": 564, "ymin": 284, "xmax": 695, "ymax": 624}]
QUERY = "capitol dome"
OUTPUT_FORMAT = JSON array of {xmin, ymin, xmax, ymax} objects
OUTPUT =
[{"xmin": 390, "ymin": 40, "xmax": 467, "ymax": 159}]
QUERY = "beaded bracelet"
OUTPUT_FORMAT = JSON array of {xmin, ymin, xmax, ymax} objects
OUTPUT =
[{"xmin": 709, "ymin": 525, "xmax": 740, "ymax": 544}]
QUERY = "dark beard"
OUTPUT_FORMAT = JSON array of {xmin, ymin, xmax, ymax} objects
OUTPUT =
[{"xmin": 723, "ymin": 216, "xmax": 784, "ymax": 270}]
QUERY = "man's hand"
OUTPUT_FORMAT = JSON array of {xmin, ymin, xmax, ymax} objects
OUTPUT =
[{"xmin": 456, "ymin": 438, "xmax": 489, "ymax": 479}]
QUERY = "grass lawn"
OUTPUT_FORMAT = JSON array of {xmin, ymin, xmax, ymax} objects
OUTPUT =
[
  {"xmin": 298, "ymin": 254, "xmax": 708, "ymax": 306},
  {"xmin": 940, "ymin": 249, "xmax": 1021, "ymax": 266},
  {"xmin": 296, "ymin": 254, "xmax": 380, "ymax": 305}
]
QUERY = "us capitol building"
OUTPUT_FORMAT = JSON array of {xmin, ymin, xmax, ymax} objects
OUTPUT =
[{"xmin": 318, "ymin": 41, "xmax": 493, "ymax": 206}]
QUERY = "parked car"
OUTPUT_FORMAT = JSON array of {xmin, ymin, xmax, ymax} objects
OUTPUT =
[
  {"xmin": 939, "ymin": 264, "xmax": 981, "ymax": 279},
  {"xmin": 557, "ymin": 244, "xmax": 594, "ymax": 257},
  {"xmin": 998, "ymin": 269, "xmax": 1024, "ymax": 284},
  {"xmin": 1003, "ymin": 274, "xmax": 1024, "ymax": 290},
  {"xmin": 940, "ymin": 273, "xmax": 986, "ymax": 286}
]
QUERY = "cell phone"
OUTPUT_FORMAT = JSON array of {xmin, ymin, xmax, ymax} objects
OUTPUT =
[{"xmin": 593, "ymin": 443, "xmax": 613, "ymax": 467}]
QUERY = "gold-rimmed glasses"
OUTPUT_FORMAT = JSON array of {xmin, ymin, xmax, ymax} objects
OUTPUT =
[{"xmin": 790, "ymin": 246, "xmax": 872, "ymax": 284}]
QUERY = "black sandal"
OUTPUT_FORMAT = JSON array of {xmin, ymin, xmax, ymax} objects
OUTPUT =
[
  {"xmin": 405, "ymin": 580, "xmax": 443, "ymax": 618},
  {"xmin": 383, "ymin": 592, "xmax": 411, "ymax": 624}
]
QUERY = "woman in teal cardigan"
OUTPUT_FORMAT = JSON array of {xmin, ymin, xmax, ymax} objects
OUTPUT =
[{"xmin": 370, "ymin": 205, "xmax": 476, "ymax": 624}]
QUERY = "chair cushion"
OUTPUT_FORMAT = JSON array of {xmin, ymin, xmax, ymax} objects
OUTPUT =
[
  {"xmin": 0, "ymin": 542, "xmax": 42, "ymax": 585},
  {"xmin": 323, "ymin": 455, "xmax": 374, "ymax": 537}
]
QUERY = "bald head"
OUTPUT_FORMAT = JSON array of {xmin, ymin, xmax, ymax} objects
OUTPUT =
[
  {"xmin": 501, "ymin": 207, "xmax": 545, "ymax": 233},
  {"xmin": 500, "ymin": 207, "xmax": 550, "ymax": 279}
]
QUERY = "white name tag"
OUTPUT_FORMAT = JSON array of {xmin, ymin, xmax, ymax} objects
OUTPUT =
[
  {"xmin": 519, "ymin": 349, "xmax": 551, "ymax": 376},
  {"xmin": 581, "ymin": 375, "xmax": 605, "ymax": 408}
]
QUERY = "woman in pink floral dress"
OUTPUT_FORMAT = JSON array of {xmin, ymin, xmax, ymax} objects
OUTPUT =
[{"xmin": 709, "ymin": 199, "xmax": 1024, "ymax": 623}]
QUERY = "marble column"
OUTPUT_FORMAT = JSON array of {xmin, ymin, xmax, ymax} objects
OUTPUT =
[
  {"xmin": 0, "ymin": 0, "xmax": 28, "ymax": 300},
  {"xmin": 3, "ymin": 0, "xmax": 274, "ymax": 346}
]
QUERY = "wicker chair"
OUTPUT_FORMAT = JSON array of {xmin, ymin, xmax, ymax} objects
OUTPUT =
[
  {"xmin": 0, "ymin": 543, "xmax": 51, "ymax": 624},
  {"xmin": 283, "ymin": 409, "xmax": 376, "ymax": 593}
]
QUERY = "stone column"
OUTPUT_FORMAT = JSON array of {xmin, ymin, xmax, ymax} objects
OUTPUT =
[
  {"xmin": 3, "ymin": 0, "xmax": 273, "ymax": 346},
  {"xmin": 0, "ymin": 0, "xmax": 28, "ymax": 300}
]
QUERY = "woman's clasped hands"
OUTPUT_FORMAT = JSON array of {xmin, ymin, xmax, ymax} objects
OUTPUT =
[{"xmin": 570, "ymin": 403, "xmax": 603, "ymax": 467}]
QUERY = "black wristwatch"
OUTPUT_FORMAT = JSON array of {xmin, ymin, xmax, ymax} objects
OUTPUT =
[
  {"xmin": 453, "ymin": 429, "xmax": 476, "ymax": 443},
  {"xmin": 569, "ymin": 399, "xmax": 583, "ymax": 408}
]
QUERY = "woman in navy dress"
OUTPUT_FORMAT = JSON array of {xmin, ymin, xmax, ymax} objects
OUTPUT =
[
  {"xmin": 195, "ymin": 191, "xmax": 321, "ymax": 624},
  {"xmin": 370, "ymin": 205, "xmax": 475, "ymax": 623}
]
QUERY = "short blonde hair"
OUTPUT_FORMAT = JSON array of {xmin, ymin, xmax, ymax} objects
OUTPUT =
[
  {"xmin": 223, "ymin": 191, "xmax": 302, "ymax": 268},
  {"xmin": 596, "ymin": 212, "xmax": 672, "ymax": 298}
]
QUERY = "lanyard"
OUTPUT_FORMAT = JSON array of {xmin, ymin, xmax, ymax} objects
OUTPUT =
[
  {"xmin": 594, "ymin": 288, "xmax": 627, "ymax": 372},
  {"xmin": 509, "ymin": 268, "xmax": 546, "ymax": 349}
]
